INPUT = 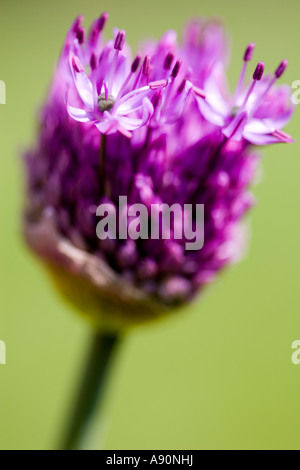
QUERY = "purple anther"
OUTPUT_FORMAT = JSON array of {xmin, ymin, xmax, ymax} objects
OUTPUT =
[
  {"xmin": 114, "ymin": 30, "xmax": 126, "ymax": 51},
  {"xmin": 253, "ymin": 61, "xmax": 265, "ymax": 80},
  {"xmin": 131, "ymin": 55, "xmax": 141, "ymax": 73},
  {"xmin": 143, "ymin": 56, "xmax": 150, "ymax": 76},
  {"xmin": 244, "ymin": 42, "xmax": 255, "ymax": 61},
  {"xmin": 171, "ymin": 59, "xmax": 182, "ymax": 79},
  {"xmin": 164, "ymin": 52, "xmax": 174, "ymax": 70},
  {"xmin": 90, "ymin": 53, "xmax": 97, "ymax": 71},
  {"xmin": 275, "ymin": 60, "xmax": 288, "ymax": 78}
]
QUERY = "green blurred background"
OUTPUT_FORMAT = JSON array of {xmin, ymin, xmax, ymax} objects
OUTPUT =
[{"xmin": 1, "ymin": 0, "xmax": 300, "ymax": 450}]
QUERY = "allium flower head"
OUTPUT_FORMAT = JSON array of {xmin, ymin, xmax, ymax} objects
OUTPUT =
[{"xmin": 23, "ymin": 14, "xmax": 295, "ymax": 329}]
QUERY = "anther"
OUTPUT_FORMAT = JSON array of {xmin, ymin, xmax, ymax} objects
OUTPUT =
[
  {"xmin": 178, "ymin": 78, "xmax": 187, "ymax": 94},
  {"xmin": 143, "ymin": 56, "xmax": 150, "ymax": 76},
  {"xmin": 149, "ymin": 80, "xmax": 168, "ymax": 90},
  {"xmin": 76, "ymin": 27, "xmax": 85, "ymax": 45},
  {"xmin": 253, "ymin": 61, "xmax": 265, "ymax": 81},
  {"xmin": 98, "ymin": 12, "xmax": 108, "ymax": 32},
  {"xmin": 72, "ymin": 16, "xmax": 83, "ymax": 34},
  {"xmin": 131, "ymin": 55, "xmax": 141, "ymax": 73},
  {"xmin": 114, "ymin": 30, "xmax": 126, "ymax": 51},
  {"xmin": 243, "ymin": 43, "xmax": 255, "ymax": 62},
  {"xmin": 235, "ymin": 42, "xmax": 256, "ymax": 100},
  {"xmin": 90, "ymin": 53, "xmax": 97, "ymax": 71},
  {"xmin": 164, "ymin": 53, "xmax": 174, "ymax": 70},
  {"xmin": 241, "ymin": 62, "xmax": 264, "ymax": 108},
  {"xmin": 171, "ymin": 59, "xmax": 182, "ymax": 79},
  {"xmin": 72, "ymin": 56, "xmax": 84, "ymax": 73},
  {"xmin": 275, "ymin": 60, "xmax": 288, "ymax": 79},
  {"xmin": 192, "ymin": 85, "xmax": 206, "ymax": 98}
]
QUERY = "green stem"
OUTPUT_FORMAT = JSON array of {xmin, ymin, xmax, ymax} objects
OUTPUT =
[{"xmin": 62, "ymin": 331, "xmax": 121, "ymax": 450}]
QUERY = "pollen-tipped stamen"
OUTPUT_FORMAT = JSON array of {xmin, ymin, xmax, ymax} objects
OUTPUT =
[
  {"xmin": 114, "ymin": 30, "xmax": 126, "ymax": 51},
  {"xmin": 107, "ymin": 30, "xmax": 126, "ymax": 93},
  {"xmin": 143, "ymin": 56, "xmax": 150, "ymax": 77},
  {"xmin": 90, "ymin": 53, "xmax": 97, "ymax": 71},
  {"xmin": 76, "ymin": 27, "xmax": 85, "ymax": 45},
  {"xmin": 234, "ymin": 42, "xmax": 255, "ymax": 100},
  {"xmin": 252, "ymin": 59, "xmax": 288, "ymax": 113},
  {"xmin": 72, "ymin": 55, "xmax": 84, "ymax": 73},
  {"xmin": 116, "ymin": 55, "xmax": 142, "ymax": 100},
  {"xmin": 272, "ymin": 129, "xmax": 292, "ymax": 142},
  {"xmin": 192, "ymin": 85, "xmax": 206, "ymax": 99},
  {"xmin": 149, "ymin": 80, "xmax": 168, "ymax": 90},
  {"xmin": 241, "ymin": 61, "xmax": 264, "ymax": 108},
  {"xmin": 164, "ymin": 53, "xmax": 174, "ymax": 71},
  {"xmin": 265, "ymin": 60, "xmax": 288, "ymax": 94},
  {"xmin": 88, "ymin": 12, "xmax": 108, "ymax": 47},
  {"xmin": 163, "ymin": 59, "xmax": 183, "ymax": 103},
  {"xmin": 171, "ymin": 59, "xmax": 182, "ymax": 79}
]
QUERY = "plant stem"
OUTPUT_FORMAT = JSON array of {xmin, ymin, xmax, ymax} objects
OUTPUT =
[
  {"xmin": 100, "ymin": 133, "xmax": 106, "ymax": 186},
  {"xmin": 62, "ymin": 331, "xmax": 121, "ymax": 450}
]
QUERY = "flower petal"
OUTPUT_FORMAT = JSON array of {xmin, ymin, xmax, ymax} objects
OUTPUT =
[
  {"xmin": 117, "ymin": 86, "xmax": 154, "ymax": 115},
  {"xmin": 223, "ymin": 111, "xmax": 248, "ymax": 141},
  {"xmin": 243, "ymin": 129, "xmax": 294, "ymax": 145},
  {"xmin": 95, "ymin": 113, "xmax": 119, "ymax": 134},
  {"xmin": 70, "ymin": 54, "xmax": 94, "ymax": 110},
  {"xmin": 67, "ymin": 103, "xmax": 95, "ymax": 122},
  {"xmin": 119, "ymin": 97, "xmax": 154, "ymax": 130}
]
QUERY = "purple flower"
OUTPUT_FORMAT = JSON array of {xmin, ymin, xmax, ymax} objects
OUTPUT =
[
  {"xmin": 23, "ymin": 14, "xmax": 295, "ymax": 326},
  {"xmin": 193, "ymin": 43, "xmax": 295, "ymax": 144},
  {"xmin": 66, "ymin": 30, "xmax": 166, "ymax": 137}
]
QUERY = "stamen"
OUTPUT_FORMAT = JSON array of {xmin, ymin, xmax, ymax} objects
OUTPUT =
[
  {"xmin": 241, "ymin": 61, "xmax": 264, "ymax": 108},
  {"xmin": 164, "ymin": 53, "xmax": 174, "ymax": 70},
  {"xmin": 76, "ymin": 27, "xmax": 85, "ymax": 45},
  {"xmin": 235, "ymin": 42, "xmax": 255, "ymax": 100},
  {"xmin": 149, "ymin": 80, "xmax": 168, "ymax": 90},
  {"xmin": 192, "ymin": 85, "xmax": 206, "ymax": 99},
  {"xmin": 272, "ymin": 129, "xmax": 292, "ymax": 142},
  {"xmin": 132, "ymin": 55, "xmax": 150, "ymax": 90},
  {"xmin": 116, "ymin": 55, "xmax": 142, "ymax": 100},
  {"xmin": 153, "ymin": 90, "xmax": 163, "ymax": 108},
  {"xmin": 72, "ymin": 56, "xmax": 84, "ymax": 73},
  {"xmin": 152, "ymin": 90, "xmax": 163, "ymax": 123},
  {"xmin": 107, "ymin": 30, "xmax": 126, "ymax": 93},
  {"xmin": 252, "ymin": 60, "xmax": 288, "ymax": 112},
  {"xmin": 178, "ymin": 78, "xmax": 187, "ymax": 94},
  {"xmin": 171, "ymin": 59, "xmax": 182, "ymax": 79},
  {"xmin": 244, "ymin": 42, "xmax": 255, "ymax": 62},
  {"xmin": 72, "ymin": 16, "xmax": 83, "ymax": 34},
  {"xmin": 143, "ymin": 56, "xmax": 150, "ymax": 76},
  {"xmin": 98, "ymin": 12, "xmax": 108, "ymax": 32},
  {"xmin": 253, "ymin": 61, "xmax": 264, "ymax": 80},
  {"xmin": 89, "ymin": 13, "xmax": 108, "ymax": 47},
  {"xmin": 131, "ymin": 54, "xmax": 141, "ymax": 73},
  {"xmin": 90, "ymin": 53, "xmax": 97, "ymax": 71},
  {"xmin": 163, "ymin": 59, "xmax": 183, "ymax": 104},
  {"xmin": 275, "ymin": 59, "xmax": 288, "ymax": 78},
  {"xmin": 114, "ymin": 30, "xmax": 126, "ymax": 51}
]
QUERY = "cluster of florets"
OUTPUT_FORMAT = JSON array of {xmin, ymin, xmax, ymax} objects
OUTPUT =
[{"xmin": 24, "ymin": 13, "xmax": 294, "ymax": 305}]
